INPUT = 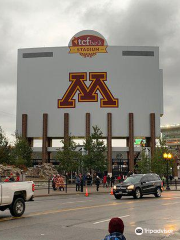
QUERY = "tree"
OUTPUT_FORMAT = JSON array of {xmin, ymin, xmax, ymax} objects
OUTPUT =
[
  {"xmin": 136, "ymin": 150, "xmax": 151, "ymax": 174},
  {"xmin": 136, "ymin": 138, "xmax": 173, "ymax": 177},
  {"xmin": 83, "ymin": 125, "xmax": 107, "ymax": 173},
  {"xmin": 56, "ymin": 137, "xmax": 82, "ymax": 174},
  {"xmin": 12, "ymin": 135, "xmax": 32, "ymax": 168},
  {"xmin": 151, "ymin": 138, "xmax": 173, "ymax": 178},
  {"xmin": 0, "ymin": 126, "xmax": 11, "ymax": 164}
]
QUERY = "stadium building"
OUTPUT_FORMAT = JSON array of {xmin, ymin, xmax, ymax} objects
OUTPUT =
[{"xmin": 16, "ymin": 30, "xmax": 163, "ymax": 176}]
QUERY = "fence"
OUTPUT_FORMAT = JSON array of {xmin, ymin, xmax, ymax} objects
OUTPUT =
[
  {"xmin": 0, "ymin": 175, "xmax": 117, "ymax": 195},
  {"xmin": 163, "ymin": 179, "xmax": 180, "ymax": 190}
]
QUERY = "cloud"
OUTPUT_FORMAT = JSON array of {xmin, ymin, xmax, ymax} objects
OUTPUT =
[
  {"xmin": 77, "ymin": 0, "xmax": 180, "ymax": 125},
  {"xmin": 0, "ymin": 0, "xmax": 84, "ymax": 139},
  {"xmin": 0, "ymin": 0, "xmax": 180, "ymax": 139}
]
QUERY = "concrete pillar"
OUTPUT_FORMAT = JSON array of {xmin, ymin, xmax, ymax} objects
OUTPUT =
[
  {"xmin": 64, "ymin": 113, "xmax": 69, "ymax": 146},
  {"xmin": 150, "ymin": 113, "xmax": 155, "ymax": 158},
  {"xmin": 86, "ymin": 113, "xmax": 90, "ymax": 139},
  {"xmin": 128, "ymin": 113, "xmax": 134, "ymax": 171},
  {"xmin": 107, "ymin": 113, "xmax": 112, "ymax": 174},
  {"xmin": 22, "ymin": 114, "xmax": 27, "ymax": 139},
  {"xmin": 42, "ymin": 113, "xmax": 48, "ymax": 163},
  {"xmin": 47, "ymin": 138, "xmax": 52, "ymax": 163}
]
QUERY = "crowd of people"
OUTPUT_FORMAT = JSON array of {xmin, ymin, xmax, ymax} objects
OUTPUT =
[
  {"xmin": 71, "ymin": 172, "xmax": 133, "ymax": 192},
  {"xmin": 52, "ymin": 174, "xmax": 65, "ymax": 191},
  {"xmin": 3, "ymin": 172, "xmax": 20, "ymax": 182}
]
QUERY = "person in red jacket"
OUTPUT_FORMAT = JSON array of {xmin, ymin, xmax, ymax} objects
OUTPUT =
[
  {"xmin": 16, "ymin": 172, "xmax": 20, "ymax": 182},
  {"xmin": 103, "ymin": 175, "xmax": 107, "ymax": 188},
  {"xmin": 4, "ymin": 176, "xmax": 9, "ymax": 182},
  {"xmin": 117, "ymin": 175, "xmax": 121, "ymax": 183}
]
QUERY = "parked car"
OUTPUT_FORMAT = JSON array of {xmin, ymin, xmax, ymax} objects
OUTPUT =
[
  {"xmin": 0, "ymin": 181, "xmax": 34, "ymax": 217},
  {"xmin": 113, "ymin": 173, "xmax": 163, "ymax": 199}
]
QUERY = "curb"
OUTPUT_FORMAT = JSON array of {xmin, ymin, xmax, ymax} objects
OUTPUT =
[
  {"xmin": 34, "ymin": 189, "xmax": 180, "ymax": 198},
  {"xmin": 35, "ymin": 191, "xmax": 111, "ymax": 198}
]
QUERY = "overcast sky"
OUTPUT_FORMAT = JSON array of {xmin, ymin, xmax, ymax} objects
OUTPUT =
[{"xmin": 0, "ymin": 0, "xmax": 180, "ymax": 142}]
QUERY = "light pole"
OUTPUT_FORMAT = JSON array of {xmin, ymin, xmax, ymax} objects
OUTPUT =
[{"xmin": 163, "ymin": 153, "xmax": 172, "ymax": 190}]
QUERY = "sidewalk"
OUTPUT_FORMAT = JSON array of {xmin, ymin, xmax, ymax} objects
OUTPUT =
[{"xmin": 34, "ymin": 185, "xmax": 112, "ymax": 197}]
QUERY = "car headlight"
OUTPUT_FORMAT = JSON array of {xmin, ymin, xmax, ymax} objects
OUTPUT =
[
  {"xmin": 113, "ymin": 185, "xmax": 117, "ymax": 190},
  {"xmin": 127, "ymin": 185, "xmax": 135, "ymax": 190}
]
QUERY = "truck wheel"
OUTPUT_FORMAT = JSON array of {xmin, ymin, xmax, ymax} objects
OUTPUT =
[
  {"xmin": 154, "ymin": 187, "xmax": 162, "ymax": 197},
  {"xmin": 10, "ymin": 198, "xmax": 25, "ymax": 217},
  {"xmin": 114, "ymin": 195, "xmax": 122, "ymax": 199}
]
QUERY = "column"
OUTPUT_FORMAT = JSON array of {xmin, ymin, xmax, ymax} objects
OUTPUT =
[
  {"xmin": 64, "ymin": 113, "xmax": 69, "ymax": 146},
  {"xmin": 150, "ymin": 113, "xmax": 155, "ymax": 158},
  {"xmin": 47, "ymin": 138, "xmax": 52, "ymax": 163},
  {"xmin": 22, "ymin": 114, "xmax": 27, "ymax": 139},
  {"xmin": 107, "ymin": 113, "xmax": 112, "ymax": 174},
  {"xmin": 86, "ymin": 113, "xmax": 90, "ymax": 139},
  {"xmin": 42, "ymin": 113, "xmax": 48, "ymax": 163},
  {"xmin": 128, "ymin": 113, "xmax": 134, "ymax": 171}
]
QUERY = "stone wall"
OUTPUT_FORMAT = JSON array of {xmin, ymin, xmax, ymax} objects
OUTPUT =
[
  {"xmin": 26, "ymin": 163, "xmax": 58, "ymax": 179},
  {"xmin": 0, "ymin": 163, "xmax": 58, "ymax": 180}
]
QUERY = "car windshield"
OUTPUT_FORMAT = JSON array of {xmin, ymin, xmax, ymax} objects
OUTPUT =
[{"xmin": 123, "ymin": 175, "xmax": 142, "ymax": 184}]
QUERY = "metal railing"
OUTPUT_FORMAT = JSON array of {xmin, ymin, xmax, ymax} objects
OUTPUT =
[{"xmin": 163, "ymin": 179, "xmax": 180, "ymax": 190}]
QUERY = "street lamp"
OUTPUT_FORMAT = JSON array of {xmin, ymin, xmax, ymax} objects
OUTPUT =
[{"xmin": 163, "ymin": 153, "xmax": 172, "ymax": 190}]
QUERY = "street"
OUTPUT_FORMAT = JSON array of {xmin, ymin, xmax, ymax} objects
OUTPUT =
[{"xmin": 0, "ymin": 191, "xmax": 180, "ymax": 240}]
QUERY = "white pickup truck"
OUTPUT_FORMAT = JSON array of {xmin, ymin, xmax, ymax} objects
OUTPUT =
[{"xmin": 0, "ymin": 181, "xmax": 34, "ymax": 217}]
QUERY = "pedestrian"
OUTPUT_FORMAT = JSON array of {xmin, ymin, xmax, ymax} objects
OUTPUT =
[
  {"xmin": 107, "ymin": 175, "xmax": 110, "ymax": 187},
  {"xmin": 83, "ymin": 174, "xmax": 86, "ymax": 186},
  {"xmin": 89, "ymin": 174, "xmax": 92, "ymax": 186},
  {"xmin": 103, "ymin": 175, "xmax": 107, "ymax": 188},
  {"xmin": 59, "ymin": 175, "xmax": 65, "ymax": 191},
  {"xmin": 9, "ymin": 173, "xmax": 15, "ymax": 182},
  {"xmin": 95, "ymin": 176, "xmax": 100, "ymax": 191},
  {"xmin": 117, "ymin": 175, "xmax": 121, "ymax": 183},
  {"xmin": 169, "ymin": 175, "xmax": 173, "ymax": 182},
  {"xmin": 55, "ymin": 174, "xmax": 61, "ymax": 190},
  {"xmin": 52, "ymin": 175, "xmax": 56, "ymax": 190},
  {"xmin": 75, "ymin": 174, "xmax": 80, "ymax": 191},
  {"xmin": 162, "ymin": 175, "xmax": 166, "ymax": 185},
  {"xmin": 20, "ymin": 170, "xmax": 25, "ymax": 181},
  {"xmin": 111, "ymin": 176, "xmax": 115, "ymax": 187},
  {"xmin": 127, "ymin": 171, "xmax": 133, "ymax": 177},
  {"xmin": 86, "ymin": 173, "xmax": 92, "ymax": 186},
  {"xmin": 4, "ymin": 176, "xmax": 9, "ymax": 182},
  {"xmin": 16, "ymin": 172, "xmax": 20, "ymax": 182},
  {"xmin": 102, "ymin": 217, "xmax": 126, "ymax": 240}
]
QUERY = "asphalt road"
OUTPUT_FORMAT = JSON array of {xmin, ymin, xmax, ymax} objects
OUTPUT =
[{"xmin": 0, "ymin": 191, "xmax": 180, "ymax": 240}]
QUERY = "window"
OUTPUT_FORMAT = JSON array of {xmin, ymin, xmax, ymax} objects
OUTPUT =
[
  {"xmin": 147, "ymin": 175, "xmax": 154, "ymax": 182},
  {"xmin": 152, "ymin": 175, "xmax": 160, "ymax": 181},
  {"xmin": 141, "ymin": 176, "xmax": 148, "ymax": 183}
]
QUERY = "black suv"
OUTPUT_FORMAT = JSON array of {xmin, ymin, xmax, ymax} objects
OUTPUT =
[{"xmin": 113, "ymin": 173, "xmax": 163, "ymax": 199}]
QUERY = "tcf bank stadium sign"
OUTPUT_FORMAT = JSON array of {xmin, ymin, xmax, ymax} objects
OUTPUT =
[
  {"xmin": 58, "ymin": 30, "xmax": 118, "ymax": 109},
  {"xmin": 69, "ymin": 31, "xmax": 108, "ymax": 58}
]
